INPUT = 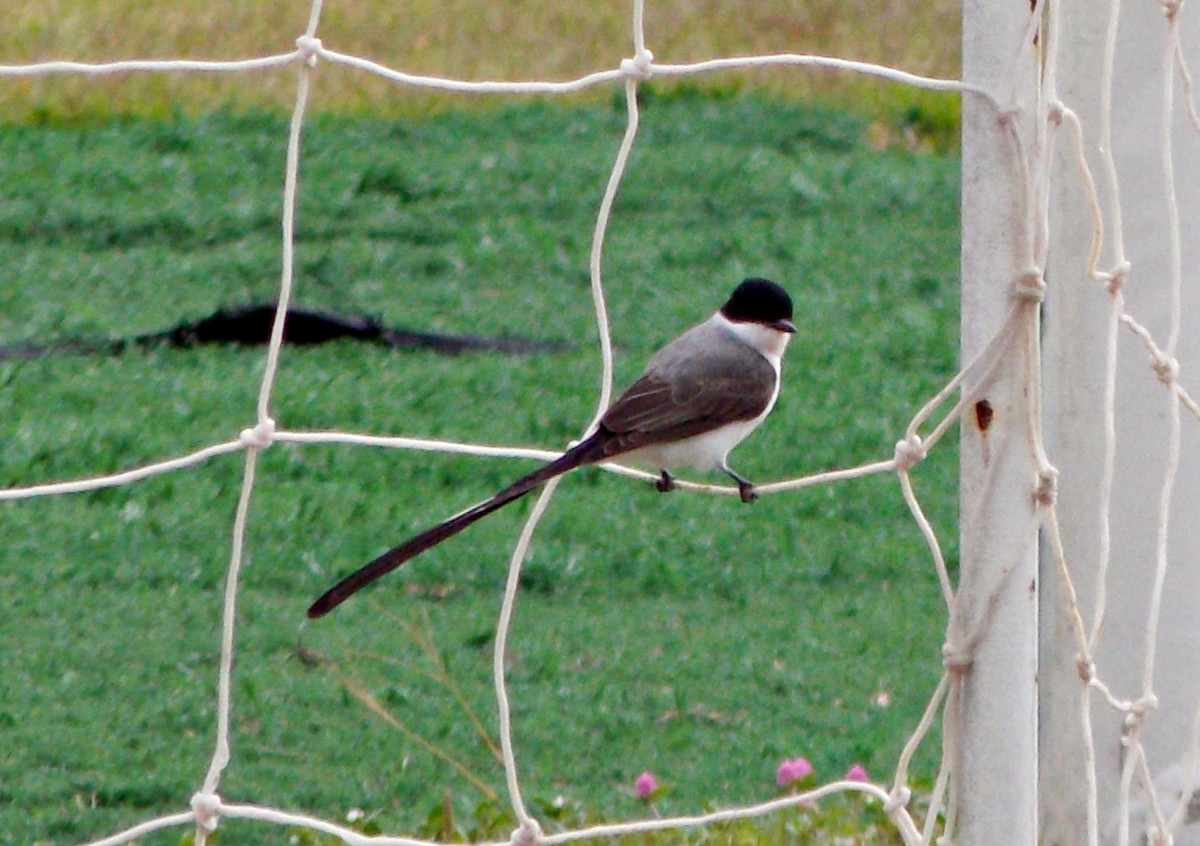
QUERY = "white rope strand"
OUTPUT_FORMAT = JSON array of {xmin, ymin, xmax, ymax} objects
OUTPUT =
[
  {"xmin": 0, "ymin": 440, "xmax": 245, "ymax": 500},
  {"xmin": 1086, "ymin": 0, "xmax": 1131, "ymax": 662},
  {"xmin": 537, "ymin": 781, "xmax": 898, "ymax": 844},
  {"xmin": 78, "ymin": 811, "xmax": 198, "ymax": 846},
  {"xmin": 492, "ymin": 477, "xmax": 564, "ymax": 830},
  {"xmin": 193, "ymin": 448, "xmax": 259, "ymax": 843},
  {"xmin": 652, "ymin": 56, "xmax": 999, "ymax": 107},
  {"xmin": 320, "ymin": 49, "xmax": 626, "ymax": 95},
  {"xmin": 1136, "ymin": 0, "xmax": 1186, "ymax": 720},
  {"xmin": 0, "ymin": 55, "xmax": 297, "ymax": 77},
  {"xmin": 489, "ymin": 2, "xmax": 654, "ymax": 832},
  {"xmin": 255, "ymin": 36, "xmax": 317, "ymax": 425},
  {"xmin": 196, "ymin": 3, "xmax": 325, "ymax": 842},
  {"xmin": 899, "ymin": 468, "xmax": 954, "ymax": 610},
  {"xmin": 584, "ymin": 74, "xmax": 641, "ymax": 422},
  {"xmin": 316, "ymin": 49, "xmax": 997, "ymax": 106}
]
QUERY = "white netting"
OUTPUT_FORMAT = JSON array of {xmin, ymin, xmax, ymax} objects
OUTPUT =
[{"xmin": 3, "ymin": 0, "xmax": 1200, "ymax": 844}]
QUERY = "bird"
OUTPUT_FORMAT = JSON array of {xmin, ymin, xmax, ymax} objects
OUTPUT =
[{"xmin": 307, "ymin": 277, "xmax": 795, "ymax": 618}]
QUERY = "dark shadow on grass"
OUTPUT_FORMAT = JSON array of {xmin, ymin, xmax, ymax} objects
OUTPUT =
[{"xmin": 0, "ymin": 302, "xmax": 566, "ymax": 361}]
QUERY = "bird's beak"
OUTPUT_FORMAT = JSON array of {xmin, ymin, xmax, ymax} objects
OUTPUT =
[{"xmin": 773, "ymin": 319, "xmax": 797, "ymax": 334}]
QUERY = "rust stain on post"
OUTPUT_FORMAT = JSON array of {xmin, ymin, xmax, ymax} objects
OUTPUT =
[{"xmin": 975, "ymin": 399, "xmax": 995, "ymax": 433}]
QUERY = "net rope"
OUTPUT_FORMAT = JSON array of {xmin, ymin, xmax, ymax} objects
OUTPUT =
[{"xmin": 2, "ymin": 0, "xmax": 1199, "ymax": 843}]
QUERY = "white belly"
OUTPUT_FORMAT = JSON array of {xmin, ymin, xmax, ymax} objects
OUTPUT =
[{"xmin": 629, "ymin": 415, "xmax": 767, "ymax": 472}]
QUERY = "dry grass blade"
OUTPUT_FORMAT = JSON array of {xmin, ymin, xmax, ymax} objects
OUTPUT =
[{"xmin": 295, "ymin": 644, "xmax": 501, "ymax": 802}]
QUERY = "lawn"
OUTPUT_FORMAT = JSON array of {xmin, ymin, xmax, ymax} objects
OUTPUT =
[{"xmin": 0, "ymin": 95, "xmax": 960, "ymax": 844}]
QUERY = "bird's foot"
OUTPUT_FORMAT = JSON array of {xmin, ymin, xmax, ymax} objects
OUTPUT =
[
  {"xmin": 737, "ymin": 481, "xmax": 758, "ymax": 504},
  {"xmin": 656, "ymin": 470, "xmax": 677, "ymax": 493}
]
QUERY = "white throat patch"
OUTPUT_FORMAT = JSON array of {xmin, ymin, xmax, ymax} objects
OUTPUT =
[{"xmin": 713, "ymin": 311, "xmax": 791, "ymax": 365}]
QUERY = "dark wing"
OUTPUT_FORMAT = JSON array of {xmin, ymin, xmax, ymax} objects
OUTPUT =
[{"xmin": 597, "ymin": 327, "xmax": 776, "ymax": 455}]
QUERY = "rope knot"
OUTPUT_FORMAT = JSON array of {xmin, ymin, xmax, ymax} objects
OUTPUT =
[
  {"xmin": 1076, "ymin": 654, "xmax": 1096, "ymax": 684},
  {"xmin": 1124, "ymin": 693, "xmax": 1159, "ymax": 729},
  {"xmin": 240, "ymin": 417, "xmax": 276, "ymax": 450},
  {"xmin": 1012, "ymin": 267, "xmax": 1046, "ymax": 304},
  {"xmin": 1101, "ymin": 260, "xmax": 1132, "ymax": 295},
  {"xmin": 1161, "ymin": 0, "xmax": 1183, "ymax": 21},
  {"xmin": 191, "ymin": 792, "xmax": 222, "ymax": 833},
  {"xmin": 884, "ymin": 785, "xmax": 911, "ymax": 814},
  {"xmin": 942, "ymin": 642, "xmax": 973, "ymax": 675},
  {"xmin": 893, "ymin": 435, "xmax": 926, "ymax": 472},
  {"xmin": 510, "ymin": 818, "xmax": 543, "ymax": 846},
  {"xmin": 296, "ymin": 35, "xmax": 323, "ymax": 67},
  {"xmin": 1034, "ymin": 466, "xmax": 1059, "ymax": 508},
  {"xmin": 1153, "ymin": 353, "xmax": 1180, "ymax": 385},
  {"xmin": 620, "ymin": 49, "xmax": 655, "ymax": 80},
  {"xmin": 1046, "ymin": 100, "xmax": 1065, "ymax": 126}
]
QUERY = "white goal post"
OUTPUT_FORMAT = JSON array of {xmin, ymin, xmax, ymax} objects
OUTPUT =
[
  {"xmin": 963, "ymin": 0, "xmax": 1200, "ymax": 844},
  {"xmin": 957, "ymin": 1, "xmax": 1040, "ymax": 842}
]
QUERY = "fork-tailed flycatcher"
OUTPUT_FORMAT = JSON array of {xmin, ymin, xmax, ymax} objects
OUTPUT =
[{"xmin": 307, "ymin": 277, "xmax": 795, "ymax": 618}]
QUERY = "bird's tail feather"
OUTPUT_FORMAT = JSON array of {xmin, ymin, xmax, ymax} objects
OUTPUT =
[{"xmin": 307, "ymin": 434, "xmax": 607, "ymax": 618}]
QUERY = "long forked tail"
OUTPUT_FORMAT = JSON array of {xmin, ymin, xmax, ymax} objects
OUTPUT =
[{"xmin": 306, "ymin": 434, "xmax": 608, "ymax": 618}]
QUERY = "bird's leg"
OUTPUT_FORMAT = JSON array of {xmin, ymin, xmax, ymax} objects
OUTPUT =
[
  {"xmin": 721, "ymin": 465, "xmax": 758, "ymax": 504},
  {"xmin": 655, "ymin": 469, "xmax": 677, "ymax": 493}
]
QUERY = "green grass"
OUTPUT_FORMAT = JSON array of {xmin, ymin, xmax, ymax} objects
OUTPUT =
[{"xmin": 0, "ymin": 96, "xmax": 960, "ymax": 844}]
